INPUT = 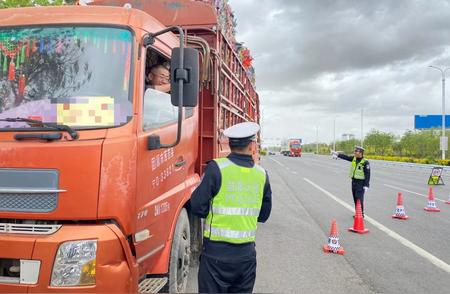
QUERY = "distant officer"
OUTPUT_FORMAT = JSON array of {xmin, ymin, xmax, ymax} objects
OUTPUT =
[
  {"xmin": 190, "ymin": 121, "xmax": 272, "ymax": 293},
  {"xmin": 331, "ymin": 146, "xmax": 370, "ymax": 217}
]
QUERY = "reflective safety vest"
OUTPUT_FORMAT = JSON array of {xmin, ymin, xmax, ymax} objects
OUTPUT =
[
  {"xmin": 349, "ymin": 158, "xmax": 366, "ymax": 180},
  {"xmin": 204, "ymin": 158, "xmax": 266, "ymax": 244}
]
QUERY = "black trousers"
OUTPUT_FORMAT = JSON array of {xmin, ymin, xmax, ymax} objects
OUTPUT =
[
  {"xmin": 351, "ymin": 181, "xmax": 365, "ymax": 214},
  {"xmin": 198, "ymin": 254, "xmax": 257, "ymax": 293}
]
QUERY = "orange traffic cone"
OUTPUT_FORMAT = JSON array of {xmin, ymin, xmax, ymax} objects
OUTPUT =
[
  {"xmin": 323, "ymin": 219, "xmax": 345, "ymax": 255},
  {"xmin": 424, "ymin": 187, "xmax": 440, "ymax": 212},
  {"xmin": 392, "ymin": 192, "xmax": 409, "ymax": 220},
  {"xmin": 349, "ymin": 199, "xmax": 369, "ymax": 234}
]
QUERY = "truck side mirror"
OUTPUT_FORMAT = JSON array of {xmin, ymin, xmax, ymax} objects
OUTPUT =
[{"xmin": 170, "ymin": 47, "xmax": 199, "ymax": 107}]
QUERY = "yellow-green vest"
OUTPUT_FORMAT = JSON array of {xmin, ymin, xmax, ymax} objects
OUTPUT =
[
  {"xmin": 349, "ymin": 158, "xmax": 366, "ymax": 180},
  {"xmin": 204, "ymin": 158, "xmax": 266, "ymax": 244}
]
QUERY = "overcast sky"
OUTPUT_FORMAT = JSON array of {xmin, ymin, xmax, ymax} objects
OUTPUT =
[{"xmin": 228, "ymin": 0, "xmax": 450, "ymax": 146}]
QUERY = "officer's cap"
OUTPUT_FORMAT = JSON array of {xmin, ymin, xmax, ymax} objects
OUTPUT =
[
  {"xmin": 223, "ymin": 122, "xmax": 260, "ymax": 147},
  {"xmin": 354, "ymin": 146, "xmax": 365, "ymax": 152}
]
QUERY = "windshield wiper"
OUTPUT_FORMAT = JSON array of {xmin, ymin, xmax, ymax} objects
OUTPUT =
[{"xmin": 0, "ymin": 117, "xmax": 79, "ymax": 140}]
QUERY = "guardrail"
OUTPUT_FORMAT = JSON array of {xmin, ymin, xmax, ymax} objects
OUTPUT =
[
  {"xmin": 369, "ymin": 159, "xmax": 450, "ymax": 171},
  {"xmin": 311, "ymin": 153, "xmax": 450, "ymax": 171}
]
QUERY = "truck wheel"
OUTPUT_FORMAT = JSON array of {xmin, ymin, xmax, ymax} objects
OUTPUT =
[{"xmin": 168, "ymin": 208, "xmax": 191, "ymax": 293}]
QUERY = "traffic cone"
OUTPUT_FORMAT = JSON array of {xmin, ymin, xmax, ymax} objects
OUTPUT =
[
  {"xmin": 445, "ymin": 195, "xmax": 450, "ymax": 204},
  {"xmin": 424, "ymin": 187, "xmax": 440, "ymax": 212},
  {"xmin": 348, "ymin": 199, "xmax": 369, "ymax": 234},
  {"xmin": 323, "ymin": 219, "xmax": 345, "ymax": 255},
  {"xmin": 392, "ymin": 192, "xmax": 409, "ymax": 220}
]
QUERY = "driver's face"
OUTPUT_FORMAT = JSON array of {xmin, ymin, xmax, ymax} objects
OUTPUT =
[{"xmin": 149, "ymin": 68, "xmax": 170, "ymax": 85}]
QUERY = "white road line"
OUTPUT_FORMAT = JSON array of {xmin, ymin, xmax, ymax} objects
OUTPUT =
[
  {"xmin": 304, "ymin": 177, "xmax": 450, "ymax": 274},
  {"xmin": 384, "ymin": 184, "xmax": 447, "ymax": 203},
  {"xmin": 269, "ymin": 158, "xmax": 285, "ymax": 167},
  {"xmin": 292, "ymin": 171, "xmax": 298, "ymax": 174}
]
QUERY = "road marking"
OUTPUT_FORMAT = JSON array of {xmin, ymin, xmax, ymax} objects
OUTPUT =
[
  {"xmin": 292, "ymin": 171, "xmax": 298, "ymax": 174},
  {"xmin": 269, "ymin": 158, "xmax": 285, "ymax": 167},
  {"xmin": 304, "ymin": 177, "xmax": 450, "ymax": 274},
  {"xmin": 384, "ymin": 184, "xmax": 446, "ymax": 203}
]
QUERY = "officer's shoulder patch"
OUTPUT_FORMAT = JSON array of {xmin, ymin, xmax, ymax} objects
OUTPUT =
[{"xmin": 366, "ymin": 162, "xmax": 370, "ymax": 169}]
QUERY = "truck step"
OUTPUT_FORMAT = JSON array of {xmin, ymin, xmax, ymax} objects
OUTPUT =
[{"xmin": 139, "ymin": 277, "xmax": 168, "ymax": 293}]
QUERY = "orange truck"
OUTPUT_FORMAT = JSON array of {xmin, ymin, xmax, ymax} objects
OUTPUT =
[{"xmin": 0, "ymin": 0, "xmax": 259, "ymax": 292}]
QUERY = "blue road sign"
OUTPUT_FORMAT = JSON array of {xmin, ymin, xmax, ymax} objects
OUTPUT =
[{"xmin": 414, "ymin": 115, "xmax": 450, "ymax": 129}]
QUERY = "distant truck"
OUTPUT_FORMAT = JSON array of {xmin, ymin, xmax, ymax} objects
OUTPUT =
[
  {"xmin": 288, "ymin": 139, "xmax": 302, "ymax": 157},
  {"xmin": 280, "ymin": 141, "xmax": 290, "ymax": 156}
]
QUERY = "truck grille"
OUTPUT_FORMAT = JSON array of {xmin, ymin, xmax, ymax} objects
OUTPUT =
[
  {"xmin": 0, "ymin": 168, "xmax": 62, "ymax": 213},
  {"xmin": 0, "ymin": 223, "xmax": 61, "ymax": 234},
  {"xmin": 0, "ymin": 193, "xmax": 57, "ymax": 213}
]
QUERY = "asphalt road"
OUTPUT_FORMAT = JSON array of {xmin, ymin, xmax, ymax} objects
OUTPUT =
[{"xmin": 187, "ymin": 153, "xmax": 450, "ymax": 293}]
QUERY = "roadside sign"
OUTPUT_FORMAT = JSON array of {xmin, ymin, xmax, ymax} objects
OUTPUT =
[
  {"xmin": 428, "ymin": 167, "xmax": 445, "ymax": 185},
  {"xmin": 440, "ymin": 136, "xmax": 448, "ymax": 151},
  {"xmin": 414, "ymin": 115, "xmax": 450, "ymax": 129}
]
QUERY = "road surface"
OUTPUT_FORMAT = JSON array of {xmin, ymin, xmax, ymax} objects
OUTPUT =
[{"xmin": 187, "ymin": 153, "xmax": 450, "ymax": 293}]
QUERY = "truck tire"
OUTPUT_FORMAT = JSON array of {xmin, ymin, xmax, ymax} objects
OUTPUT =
[{"xmin": 168, "ymin": 208, "xmax": 191, "ymax": 293}]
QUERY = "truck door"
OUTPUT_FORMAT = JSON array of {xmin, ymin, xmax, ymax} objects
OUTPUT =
[{"xmin": 134, "ymin": 52, "xmax": 186, "ymax": 271}]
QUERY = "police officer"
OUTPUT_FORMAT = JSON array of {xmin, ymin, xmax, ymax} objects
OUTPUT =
[
  {"xmin": 190, "ymin": 122, "xmax": 272, "ymax": 293},
  {"xmin": 331, "ymin": 146, "xmax": 370, "ymax": 217}
]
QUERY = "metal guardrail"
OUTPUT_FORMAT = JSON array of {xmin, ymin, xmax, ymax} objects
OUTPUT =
[
  {"xmin": 369, "ymin": 159, "xmax": 450, "ymax": 171},
  {"xmin": 312, "ymin": 153, "xmax": 450, "ymax": 171}
]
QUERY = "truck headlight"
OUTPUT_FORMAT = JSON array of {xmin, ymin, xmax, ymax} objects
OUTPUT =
[{"xmin": 50, "ymin": 240, "xmax": 97, "ymax": 287}]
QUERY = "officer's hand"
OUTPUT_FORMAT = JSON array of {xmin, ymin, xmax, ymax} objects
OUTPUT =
[
  {"xmin": 331, "ymin": 151, "xmax": 338, "ymax": 159},
  {"xmin": 363, "ymin": 186, "xmax": 369, "ymax": 193}
]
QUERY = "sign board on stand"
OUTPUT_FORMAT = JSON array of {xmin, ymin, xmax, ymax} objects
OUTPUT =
[{"xmin": 428, "ymin": 167, "xmax": 445, "ymax": 185}]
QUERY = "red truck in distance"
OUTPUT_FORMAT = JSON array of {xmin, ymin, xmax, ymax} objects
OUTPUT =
[{"xmin": 289, "ymin": 139, "xmax": 302, "ymax": 157}]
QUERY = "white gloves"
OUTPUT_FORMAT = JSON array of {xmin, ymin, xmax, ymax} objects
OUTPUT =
[
  {"xmin": 331, "ymin": 151, "xmax": 338, "ymax": 159},
  {"xmin": 363, "ymin": 186, "xmax": 369, "ymax": 193}
]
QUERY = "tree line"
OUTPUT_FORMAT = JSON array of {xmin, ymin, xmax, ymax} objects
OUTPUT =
[
  {"xmin": 302, "ymin": 129, "xmax": 450, "ymax": 164},
  {"xmin": 0, "ymin": 0, "xmax": 75, "ymax": 8}
]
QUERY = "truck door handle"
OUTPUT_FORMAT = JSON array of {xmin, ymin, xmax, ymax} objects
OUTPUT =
[{"xmin": 174, "ymin": 160, "xmax": 186, "ymax": 168}]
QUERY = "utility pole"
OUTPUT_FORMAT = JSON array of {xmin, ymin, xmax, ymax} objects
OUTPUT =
[
  {"xmin": 316, "ymin": 126, "xmax": 319, "ymax": 154},
  {"xmin": 333, "ymin": 118, "xmax": 336, "ymax": 151},
  {"xmin": 360, "ymin": 108, "xmax": 364, "ymax": 148},
  {"xmin": 429, "ymin": 66, "xmax": 450, "ymax": 160}
]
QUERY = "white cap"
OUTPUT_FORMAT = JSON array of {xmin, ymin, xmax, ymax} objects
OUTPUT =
[
  {"xmin": 223, "ymin": 122, "xmax": 260, "ymax": 138},
  {"xmin": 354, "ymin": 146, "xmax": 365, "ymax": 152},
  {"xmin": 223, "ymin": 122, "xmax": 260, "ymax": 146}
]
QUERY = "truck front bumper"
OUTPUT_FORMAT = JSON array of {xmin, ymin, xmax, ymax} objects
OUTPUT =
[{"xmin": 0, "ymin": 224, "xmax": 137, "ymax": 292}]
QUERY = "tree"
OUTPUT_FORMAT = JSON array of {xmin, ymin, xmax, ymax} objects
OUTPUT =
[
  {"xmin": 397, "ymin": 130, "xmax": 439, "ymax": 158},
  {"xmin": 335, "ymin": 138, "xmax": 360, "ymax": 154},
  {"xmin": 0, "ymin": 0, "xmax": 67, "ymax": 8},
  {"xmin": 364, "ymin": 129, "xmax": 395, "ymax": 156}
]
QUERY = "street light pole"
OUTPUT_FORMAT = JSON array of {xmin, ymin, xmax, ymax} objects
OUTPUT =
[
  {"xmin": 316, "ymin": 126, "xmax": 319, "ymax": 154},
  {"xmin": 361, "ymin": 108, "xmax": 364, "ymax": 148},
  {"xmin": 333, "ymin": 118, "xmax": 336, "ymax": 151},
  {"xmin": 429, "ymin": 65, "xmax": 450, "ymax": 160}
]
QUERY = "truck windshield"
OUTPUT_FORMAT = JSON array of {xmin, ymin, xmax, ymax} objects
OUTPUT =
[
  {"xmin": 291, "ymin": 144, "xmax": 301, "ymax": 148},
  {"xmin": 0, "ymin": 26, "xmax": 133, "ymax": 130}
]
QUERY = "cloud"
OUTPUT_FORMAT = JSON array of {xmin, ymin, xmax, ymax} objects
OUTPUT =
[{"xmin": 229, "ymin": 0, "xmax": 450, "ymax": 144}]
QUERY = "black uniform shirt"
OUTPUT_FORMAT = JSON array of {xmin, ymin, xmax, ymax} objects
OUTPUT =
[
  {"xmin": 190, "ymin": 152, "xmax": 272, "ymax": 261},
  {"xmin": 337, "ymin": 153, "xmax": 370, "ymax": 187}
]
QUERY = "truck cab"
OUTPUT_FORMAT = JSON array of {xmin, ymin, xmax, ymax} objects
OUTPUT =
[{"xmin": 288, "ymin": 139, "xmax": 302, "ymax": 157}]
